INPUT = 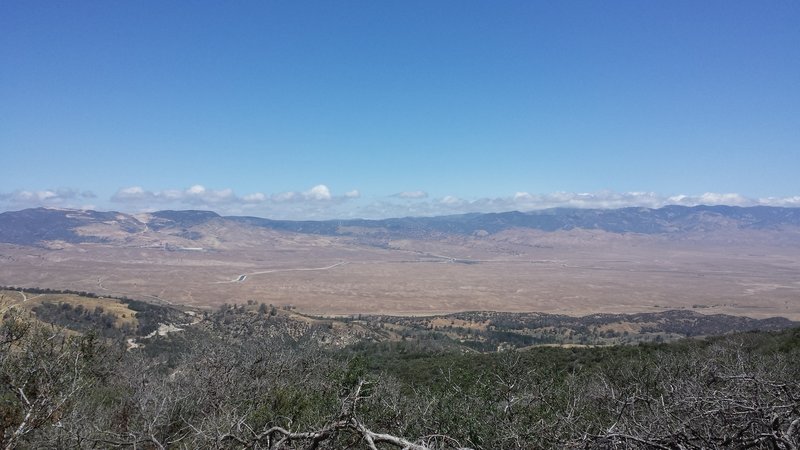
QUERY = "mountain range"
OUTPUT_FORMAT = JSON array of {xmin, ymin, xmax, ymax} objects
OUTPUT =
[{"xmin": 2, "ymin": 205, "xmax": 800, "ymax": 247}]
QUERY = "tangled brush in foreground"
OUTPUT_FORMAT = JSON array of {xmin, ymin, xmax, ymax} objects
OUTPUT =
[{"xmin": 1, "ymin": 311, "xmax": 799, "ymax": 449}]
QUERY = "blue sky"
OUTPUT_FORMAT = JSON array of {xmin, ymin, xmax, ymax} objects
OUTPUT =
[{"xmin": 1, "ymin": 1, "xmax": 798, "ymax": 219}]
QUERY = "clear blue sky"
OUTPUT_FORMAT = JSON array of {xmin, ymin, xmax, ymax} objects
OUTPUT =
[{"xmin": 1, "ymin": 1, "xmax": 798, "ymax": 218}]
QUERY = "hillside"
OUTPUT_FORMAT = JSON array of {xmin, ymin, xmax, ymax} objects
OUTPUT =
[{"xmin": 3, "ymin": 287, "xmax": 796, "ymax": 354}]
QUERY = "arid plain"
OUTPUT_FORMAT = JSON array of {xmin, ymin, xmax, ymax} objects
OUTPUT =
[{"xmin": 2, "ymin": 212, "xmax": 798, "ymax": 320}]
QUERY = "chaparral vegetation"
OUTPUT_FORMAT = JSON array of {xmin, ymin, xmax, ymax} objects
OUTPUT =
[{"xmin": 2, "ymin": 291, "xmax": 799, "ymax": 449}]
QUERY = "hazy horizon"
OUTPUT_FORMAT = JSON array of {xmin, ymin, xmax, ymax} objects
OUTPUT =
[{"xmin": 4, "ymin": 194, "xmax": 800, "ymax": 222}]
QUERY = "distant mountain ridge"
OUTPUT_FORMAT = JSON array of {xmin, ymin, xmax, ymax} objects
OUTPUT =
[
  {"xmin": 1, "ymin": 205, "xmax": 800, "ymax": 246},
  {"xmin": 234, "ymin": 205, "xmax": 800, "ymax": 236}
]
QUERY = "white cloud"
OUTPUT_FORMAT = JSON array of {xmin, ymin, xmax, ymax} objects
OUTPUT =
[
  {"xmin": 306, "ymin": 184, "xmax": 332, "ymax": 201},
  {"xmin": 504, "ymin": 191, "xmax": 668, "ymax": 210},
  {"xmin": 196, "ymin": 188, "xmax": 234, "ymax": 203},
  {"xmin": 112, "ymin": 186, "xmax": 151, "ymax": 201},
  {"xmin": 758, "ymin": 196, "xmax": 800, "ymax": 207},
  {"xmin": 697, "ymin": 192, "xmax": 750, "ymax": 205},
  {"xmin": 663, "ymin": 192, "xmax": 753, "ymax": 207},
  {"xmin": 187, "ymin": 185, "xmax": 206, "ymax": 195},
  {"xmin": 242, "ymin": 192, "xmax": 267, "ymax": 203},
  {"xmin": 440, "ymin": 195, "xmax": 464, "ymax": 206},
  {"xmin": 394, "ymin": 190, "xmax": 428, "ymax": 199},
  {"xmin": 113, "ymin": 185, "xmax": 246, "ymax": 205},
  {"xmin": 0, "ymin": 188, "xmax": 96, "ymax": 209},
  {"xmin": 103, "ymin": 183, "xmax": 361, "ymax": 217},
  {"xmin": 272, "ymin": 191, "xmax": 299, "ymax": 202},
  {"xmin": 272, "ymin": 185, "xmax": 359, "ymax": 203},
  {"xmin": 159, "ymin": 189, "xmax": 184, "ymax": 200},
  {"xmin": 38, "ymin": 191, "xmax": 57, "ymax": 201}
]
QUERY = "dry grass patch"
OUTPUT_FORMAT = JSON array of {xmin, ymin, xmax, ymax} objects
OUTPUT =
[{"xmin": 0, "ymin": 290, "xmax": 138, "ymax": 328}]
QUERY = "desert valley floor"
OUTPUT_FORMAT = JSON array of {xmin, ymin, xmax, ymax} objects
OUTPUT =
[{"xmin": 2, "ymin": 223, "xmax": 798, "ymax": 320}]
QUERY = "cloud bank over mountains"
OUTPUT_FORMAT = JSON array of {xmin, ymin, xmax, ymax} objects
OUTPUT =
[
  {"xmin": 0, "ymin": 189, "xmax": 97, "ymax": 209},
  {"xmin": 2, "ymin": 185, "xmax": 799, "ymax": 220}
]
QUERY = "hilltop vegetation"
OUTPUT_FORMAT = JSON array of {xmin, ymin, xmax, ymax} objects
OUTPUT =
[
  {"xmin": 0, "ymin": 287, "xmax": 186, "ymax": 339},
  {"xmin": 2, "ymin": 308, "xmax": 799, "ymax": 449},
  {"xmin": 2, "ymin": 286, "xmax": 796, "ymax": 352},
  {"xmin": 2, "ymin": 290, "xmax": 799, "ymax": 448}
]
